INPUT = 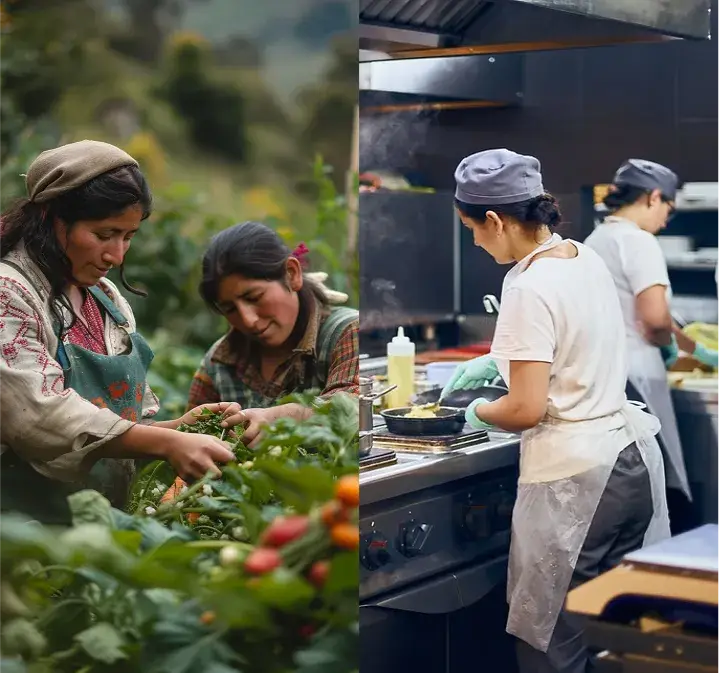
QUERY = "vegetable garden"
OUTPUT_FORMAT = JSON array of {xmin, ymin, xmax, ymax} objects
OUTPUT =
[{"xmin": 0, "ymin": 392, "xmax": 359, "ymax": 673}]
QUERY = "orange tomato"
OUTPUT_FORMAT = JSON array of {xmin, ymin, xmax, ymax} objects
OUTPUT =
[
  {"xmin": 334, "ymin": 475, "xmax": 359, "ymax": 509},
  {"xmin": 320, "ymin": 501, "xmax": 347, "ymax": 528},
  {"xmin": 199, "ymin": 611, "xmax": 216, "ymax": 625},
  {"xmin": 330, "ymin": 523, "xmax": 359, "ymax": 550}
]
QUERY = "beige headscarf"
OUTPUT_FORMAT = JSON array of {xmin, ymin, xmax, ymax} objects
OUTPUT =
[{"xmin": 26, "ymin": 140, "xmax": 138, "ymax": 203}]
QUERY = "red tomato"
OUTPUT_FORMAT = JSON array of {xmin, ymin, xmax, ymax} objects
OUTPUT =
[{"xmin": 259, "ymin": 515, "xmax": 310, "ymax": 548}]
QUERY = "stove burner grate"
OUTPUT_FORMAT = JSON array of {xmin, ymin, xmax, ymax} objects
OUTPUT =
[
  {"xmin": 372, "ymin": 427, "xmax": 489, "ymax": 453},
  {"xmin": 359, "ymin": 447, "xmax": 397, "ymax": 472}
]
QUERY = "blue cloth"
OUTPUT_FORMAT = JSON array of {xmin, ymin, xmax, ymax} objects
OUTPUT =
[{"xmin": 465, "ymin": 397, "xmax": 492, "ymax": 430}]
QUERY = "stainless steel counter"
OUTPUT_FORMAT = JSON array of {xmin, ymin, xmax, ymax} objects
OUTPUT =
[
  {"xmin": 671, "ymin": 383, "xmax": 718, "ymax": 411},
  {"xmin": 360, "ymin": 432, "xmax": 520, "ymax": 506},
  {"xmin": 671, "ymin": 383, "xmax": 718, "ymax": 525}
]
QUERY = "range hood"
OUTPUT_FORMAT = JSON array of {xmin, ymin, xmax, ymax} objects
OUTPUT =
[
  {"xmin": 360, "ymin": 0, "xmax": 711, "ymax": 112},
  {"xmin": 360, "ymin": 52, "xmax": 523, "ymax": 111},
  {"xmin": 360, "ymin": 0, "xmax": 711, "ymax": 60}
]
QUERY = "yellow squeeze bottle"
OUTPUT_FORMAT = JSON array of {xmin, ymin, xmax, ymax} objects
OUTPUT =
[{"xmin": 386, "ymin": 327, "xmax": 415, "ymax": 409}]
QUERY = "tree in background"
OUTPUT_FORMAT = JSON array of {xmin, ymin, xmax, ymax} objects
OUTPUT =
[
  {"xmin": 155, "ymin": 34, "xmax": 248, "ymax": 162},
  {"xmin": 0, "ymin": 1, "xmax": 90, "ymax": 152},
  {"xmin": 296, "ymin": 34, "xmax": 356, "ymax": 192},
  {"xmin": 109, "ymin": 0, "xmax": 209, "ymax": 63}
]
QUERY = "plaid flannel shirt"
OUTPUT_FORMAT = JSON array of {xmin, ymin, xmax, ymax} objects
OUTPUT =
[{"xmin": 187, "ymin": 298, "xmax": 358, "ymax": 411}]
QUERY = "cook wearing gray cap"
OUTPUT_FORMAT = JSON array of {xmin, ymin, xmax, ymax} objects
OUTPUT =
[
  {"xmin": 612, "ymin": 158, "xmax": 679, "ymax": 202},
  {"xmin": 452, "ymin": 148, "xmax": 561, "ymax": 266},
  {"xmin": 454, "ymin": 148, "xmax": 544, "ymax": 205},
  {"xmin": 0, "ymin": 140, "xmax": 241, "ymax": 525},
  {"xmin": 586, "ymin": 158, "xmax": 716, "ymax": 542},
  {"xmin": 446, "ymin": 148, "xmax": 669, "ymax": 673}
]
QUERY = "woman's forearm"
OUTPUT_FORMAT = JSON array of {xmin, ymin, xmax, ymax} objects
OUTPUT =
[
  {"xmin": 274, "ymin": 403, "xmax": 314, "ymax": 422},
  {"xmin": 147, "ymin": 418, "xmax": 182, "ymax": 430},
  {"xmin": 94, "ymin": 424, "xmax": 175, "ymax": 461},
  {"xmin": 474, "ymin": 395, "xmax": 544, "ymax": 433}
]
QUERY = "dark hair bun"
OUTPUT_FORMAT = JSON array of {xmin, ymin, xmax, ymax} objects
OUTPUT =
[
  {"xmin": 526, "ymin": 193, "xmax": 561, "ymax": 228},
  {"xmin": 602, "ymin": 184, "xmax": 648, "ymax": 211}
]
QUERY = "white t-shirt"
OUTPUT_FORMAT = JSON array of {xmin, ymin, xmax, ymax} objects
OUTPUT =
[
  {"xmin": 583, "ymin": 217, "xmax": 671, "ymax": 353},
  {"xmin": 491, "ymin": 241, "xmax": 628, "ymax": 422}
]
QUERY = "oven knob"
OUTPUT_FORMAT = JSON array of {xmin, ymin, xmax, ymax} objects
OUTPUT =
[
  {"xmin": 397, "ymin": 520, "xmax": 431, "ymax": 557},
  {"xmin": 360, "ymin": 533, "xmax": 391, "ymax": 570}
]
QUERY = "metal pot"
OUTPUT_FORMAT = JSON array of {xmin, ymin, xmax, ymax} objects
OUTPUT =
[
  {"xmin": 359, "ymin": 377, "xmax": 396, "ymax": 456},
  {"xmin": 380, "ymin": 406, "xmax": 466, "ymax": 436}
]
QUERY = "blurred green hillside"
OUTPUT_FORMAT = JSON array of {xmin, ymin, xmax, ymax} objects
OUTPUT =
[{"xmin": 1, "ymin": 0, "xmax": 357, "ymax": 417}]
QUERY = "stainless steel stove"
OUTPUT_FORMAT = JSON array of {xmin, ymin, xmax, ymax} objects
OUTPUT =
[{"xmin": 359, "ymin": 420, "xmax": 522, "ymax": 673}]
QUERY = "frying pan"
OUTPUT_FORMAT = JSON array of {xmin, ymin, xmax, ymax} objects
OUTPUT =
[
  {"xmin": 380, "ymin": 406, "xmax": 466, "ymax": 436},
  {"xmin": 413, "ymin": 384, "xmax": 509, "ymax": 409}
]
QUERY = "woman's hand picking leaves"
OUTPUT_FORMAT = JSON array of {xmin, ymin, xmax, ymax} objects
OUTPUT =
[
  {"xmin": 222, "ymin": 403, "xmax": 314, "ymax": 449},
  {"xmin": 164, "ymin": 433, "xmax": 234, "ymax": 480},
  {"xmin": 225, "ymin": 407, "xmax": 279, "ymax": 449},
  {"xmin": 176, "ymin": 401, "xmax": 243, "ymax": 430}
]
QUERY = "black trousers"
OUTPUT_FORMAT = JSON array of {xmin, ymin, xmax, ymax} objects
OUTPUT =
[
  {"xmin": 624, "ymin": 379, "xmax": 696, "ymax": 536},
  {"xmin": 515, "ymin": 442, "xmax": 653, "ymax": 673}
]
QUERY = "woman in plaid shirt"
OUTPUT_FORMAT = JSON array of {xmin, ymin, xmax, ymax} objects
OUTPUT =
[{"xmin": 187, "ymin": 221, "xmax": 359, "ymax": 448}]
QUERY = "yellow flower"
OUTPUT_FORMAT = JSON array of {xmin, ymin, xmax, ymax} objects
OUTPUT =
[
  {"xmin": 243, "ymin": 187, "xmax": 286, "ymax": 220},
  {"xmin": 276, "ymin": 226, "xmax": 294, "ymax": 242},
  {"xmin": 125, "ymin": 132, "xmax": 166, "ymax": 185}
]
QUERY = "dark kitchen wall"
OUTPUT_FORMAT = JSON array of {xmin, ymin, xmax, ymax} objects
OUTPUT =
[{"xmin": 360, "ymin": 22, "xmax": 718, "ymax": 242}]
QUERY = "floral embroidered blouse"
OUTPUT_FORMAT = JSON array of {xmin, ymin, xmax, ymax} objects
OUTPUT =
[{"xmin": 0, "ymin": 244, "xmax": 160, "ymax": 483}]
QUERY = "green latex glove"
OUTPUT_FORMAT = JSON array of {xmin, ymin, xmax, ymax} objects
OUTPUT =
[
  {"xmin": 660, "ymin": 336, "xmax": 679, "ymax": 369},
  {"xmin": 441, "ymin": 355, "xmax": 499, "ymax": 400},
  {"xmin": 693, "ymin": 342, "xmax": 718, "ymax": 368},
  {"xmin": 465, "ymin": 397, "xmax": 492, "ymax": 430}
]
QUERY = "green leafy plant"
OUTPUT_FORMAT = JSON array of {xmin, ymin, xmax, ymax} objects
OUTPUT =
[
  {"xmin": 0, "ymin": 393, "xmax": 359, "ymax": 673},
  {"xmin": 269, "ymin": 156, "xmax": 358, "ymax": 307}
]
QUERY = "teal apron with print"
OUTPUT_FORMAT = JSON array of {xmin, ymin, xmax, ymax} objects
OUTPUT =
[
  {"xmin": 58, "ymin": 286, "xmax": 154, "ymax": 507},
  {"xmin": 0, "ymin": 282, "xmax": 153, "ymax": 525}
]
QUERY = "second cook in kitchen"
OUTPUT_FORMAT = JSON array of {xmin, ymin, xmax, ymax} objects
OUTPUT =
[
  {"xmin": 186, "ymin": 221, "xmax": 359, "ymax": 448},
  {"xmin": 442, "ymin": 149, "xmax": 671, "ymax": 673},
  {"xmin": 585, "ymin": 159, "xmax": 717, "ymax": 534}
]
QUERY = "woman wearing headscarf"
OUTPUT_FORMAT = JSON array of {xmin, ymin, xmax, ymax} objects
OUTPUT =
[
  {"xmin": 585, "ymin": 159, "xmax": 717, "ymax": 533},
  {"xmin": 0, "ymin": 140, "xmax": 240, "ymax": 524},
  {"xmin": 441, "ymin": 149, "xmax": 670, "ymax": 673}
]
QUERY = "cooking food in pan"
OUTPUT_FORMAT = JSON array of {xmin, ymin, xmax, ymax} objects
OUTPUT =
[{"xmin": 380, "ymin": 405, "xmax": 465, "ymax": 436}]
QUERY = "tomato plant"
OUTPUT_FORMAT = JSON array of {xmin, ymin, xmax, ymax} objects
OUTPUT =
[{"xmin": 0, "ymin": 392, "xmax": 359, "ymax": 673}]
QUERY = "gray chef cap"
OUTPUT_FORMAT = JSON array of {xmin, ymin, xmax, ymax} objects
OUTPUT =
[
  {"xmin": 26, "ymin": 140, "xmax": 138, "ymax": 204},
  {"xmin": 612, "ymin": 159, "xmax": 679, "ymax": 201},
  {"xmin": 454, "ymin": 149, "xmax": 544, "ymax": 205}
]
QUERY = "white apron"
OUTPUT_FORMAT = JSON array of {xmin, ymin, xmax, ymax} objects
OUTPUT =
[
  {"xmin": 493, "ymin": 235, "xmax": 671, "ymax": 652},
  {"xmin": 627, "ymin": 345, "xmax": 691, "ymax": 499}
]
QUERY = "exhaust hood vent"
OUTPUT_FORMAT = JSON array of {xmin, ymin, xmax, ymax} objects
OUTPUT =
[
  {"xmin": 359, "ymin": 0, "xmax": 711, "ymax": 59},
  {"xmin": 360, "ymin": 53, "xmax": 523, "ymax": 109}
]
